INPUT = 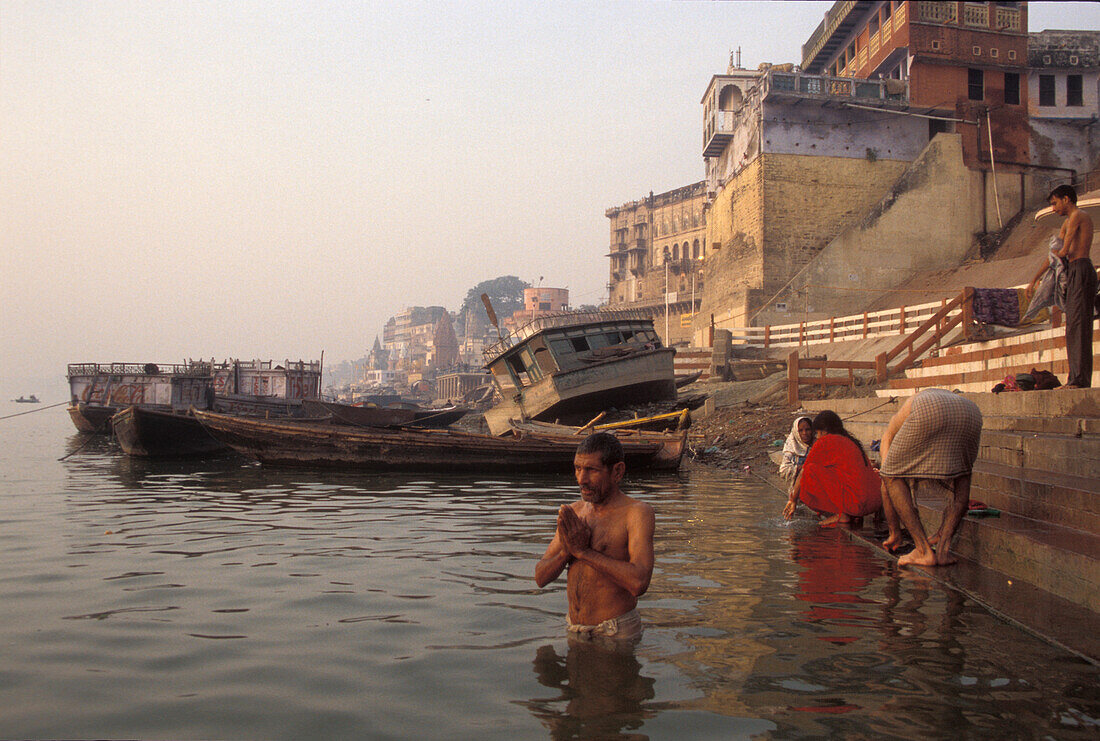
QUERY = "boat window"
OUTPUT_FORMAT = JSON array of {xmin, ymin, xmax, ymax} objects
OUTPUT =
[
  {"xmin": 570, "ymin": 337, "xmax": 590, "ymax": 352},
  {"xmin": 604, "ymin": 332, "xmax": 623, "ymax": 346},
  {"xmin": 505, "ymin": 355, "xmax": 530, "ymax": 387},
  {"xmin": 521, "ymin": 347, "xmax": 543, "ymax": 382},
  {"xmin": 587, "ymin": 332, "xmax": 613, "ymax": 349},
  {"xmin": 532, "ymin": 346, "xmax": 557, "ymax": 373},
  {"xmin": 549, "ymin": 339, "xmax": 575, "ymax": 357},
  {"xmin": 621, "ymin": 330, "xmax": 637, "ymax": 342}
]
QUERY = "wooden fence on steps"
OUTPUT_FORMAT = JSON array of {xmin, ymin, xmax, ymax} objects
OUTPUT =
[{"xmin": 786, "ymin": 288, "xmax": 982, "ymax": 404}]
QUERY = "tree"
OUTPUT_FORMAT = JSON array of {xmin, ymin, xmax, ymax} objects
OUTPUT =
[{"xmin": 459, "ymin": 275, "xmax": 530, "ymax": 330}]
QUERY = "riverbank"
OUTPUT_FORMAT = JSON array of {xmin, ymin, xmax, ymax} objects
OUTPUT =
[{"xmin": 682, "ymin": 373, "xmax": 876, "ymax": 474}]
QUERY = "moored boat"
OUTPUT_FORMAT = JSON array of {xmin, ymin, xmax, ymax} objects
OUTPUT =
[
  {"xmin": 192, "ymin": 409, "xmax": 683, "ymax": 471},
  {"xmin": 508, "ymin": 419, "xmax": 688, "ymax": 470},
  {"xmin": 111, "ymin": 406, "xmax": 229, "ymax": 458},
  {"xmin": 12, "ymin": 395, "xmax": 40, "ymax": 404},
  {"xmin": 301, "ymin": 399, "xmax": 469, "ymax": 428},
  {"xmin": 67, "ymin": 362, "xmax": 215, "ymax": 434},
  {"xmin": 481, "ymin": 309, "xmax": 677, "ymax": 435}
]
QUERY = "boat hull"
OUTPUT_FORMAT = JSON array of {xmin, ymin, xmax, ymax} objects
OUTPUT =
[
  {"xmin": 112, "ymin": 406, "xmax": 229, "ymax": 458},
  {"xmin": 302, "ymin": 399, "xmax": 469, "ymax": 428},
  {"xmin": 192, "ymin": 410, "xmax": 681, "ymax": 471},
  {"xmin": 67, "ymin": 403, "xmax": 119, "ymax": 434}
]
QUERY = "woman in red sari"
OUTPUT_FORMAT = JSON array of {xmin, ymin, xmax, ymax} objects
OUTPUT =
[{"xmin": 782, "ymin": 410, "xmax": 882, "ymax": 527}]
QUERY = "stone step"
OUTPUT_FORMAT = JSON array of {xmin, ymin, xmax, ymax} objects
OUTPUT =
[
  {"xmin": 845, "ymin": 525, "xmax": 1100, "ymax": 662},
  {"xmin": 970, "ymin": 461, "xmax": 1100, "ymax": 534},
  {"xmin": 914, "ymin": 492, "xmax": 1100, "ymax": 612}
]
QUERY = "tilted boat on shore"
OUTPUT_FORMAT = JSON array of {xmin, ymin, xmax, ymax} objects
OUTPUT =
[
  {"xmin": 481, "ymin": 309, "xmax": 677, "ymax": 435},
  {"xmin": 300, "ymin": 399, "xmax": 469, "ymax": 428},
  {"xmin": 192, "ymin": 409, "xmax": 685, "ymax": 471}
]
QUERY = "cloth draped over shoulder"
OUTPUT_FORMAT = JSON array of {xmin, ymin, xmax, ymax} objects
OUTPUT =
[
  {"xmin": 880, "ymin": 388, "xmax": 983, "ymax": 479},
  {"xmin": 798, "ymin": 434, "xmax": 882, "ymax": 517},
  {"xmin": 779, "ymin": 415, "xmax": 812, "ymax": 481},
  {"xmin": 1021, "ymin": 237, "xmax": 1069, "ymax": 324}
]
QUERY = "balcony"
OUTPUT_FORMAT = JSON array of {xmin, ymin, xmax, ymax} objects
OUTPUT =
[
  {"xmin": 918, "ymin": 1, "xmax": 957, "ymax": 25},
  {"xmin": 766, "ymin": 69, "xmax": 908, "ymax": 104}
]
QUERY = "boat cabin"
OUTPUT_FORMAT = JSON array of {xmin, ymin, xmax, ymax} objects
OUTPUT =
[
  {"xmin": 485, "ymin": 315, "xmax": 663, "ymax": 394},
  {"xmin": 67, "ymin": 362, "xmax": 214, "ymax": 412}
]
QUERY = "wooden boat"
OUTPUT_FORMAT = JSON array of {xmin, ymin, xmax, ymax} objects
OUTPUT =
[
  {"xmin": 192, "ymin": 409, "xmax": 683, "ymax": 471},
  {"xmin": 66, "ymin": 362, "xmax": 215, "ymax": 434},
  {"xmin": 67, "ymin": 358, "xmax": 322, "ymax": 435},
  {"xmin": 508, "ymin": 420, "xmax": 688, "ymax": 470},
  {"xmin": 111, "ymin": 406, "xmax": 229, "ymax": 458},
  {"xmin": 210, "ymin": 358, "xmax": 322, "ymax": 417},
  {"xmin": 593, "ymin": 409, "xmax": 691, "ymax": 433},
  {"xmin": 12, "ymin": 395, "xmax": 40, "ymax": 403},
  {"xmin": 301, "ymin": 399, "xmax": 469, "ymax": 428},
  {"xmin": 481, "ymin": 310, "xmax": 677, "ymax": 435}
]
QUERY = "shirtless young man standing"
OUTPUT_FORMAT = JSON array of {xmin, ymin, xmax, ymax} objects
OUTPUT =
[
  {"xmin": 534, "ymin": 432, "xmax": 655, "ymax": 640},
  {"xmin": 1029, "ymin": 184, "xmax": 1096, "ymax": 388}
]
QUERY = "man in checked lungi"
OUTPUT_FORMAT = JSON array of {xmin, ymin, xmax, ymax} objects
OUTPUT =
[{"xmin": 878, "ymin": 389, "xmax": 983, "ymax": 567}]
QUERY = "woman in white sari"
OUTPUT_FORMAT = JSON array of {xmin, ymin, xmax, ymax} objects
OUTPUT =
[{"xmin": 778, "ymin": 415, "xmax": 814, "ymax": 482}]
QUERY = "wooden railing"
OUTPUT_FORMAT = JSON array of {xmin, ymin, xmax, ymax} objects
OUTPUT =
[
  {"xmin": 718, "ymin": 294, "xmax": 965, "ymax": 349},
  {"xmin": 786, "ymin": 288, "xmax": 975, "ymax": 404}
]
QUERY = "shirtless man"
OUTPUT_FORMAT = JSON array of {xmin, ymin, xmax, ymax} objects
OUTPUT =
[
  {"xmin": 878, "ymin": 389, "xmax": 982, "ymax": 568},
  {"xmin": 534, "ymin": 432, "xmax": 655, "ymax": 640},
  {"xmin": 1029, "ymin": 184, "xmax": 1096, "ymax": 388}
]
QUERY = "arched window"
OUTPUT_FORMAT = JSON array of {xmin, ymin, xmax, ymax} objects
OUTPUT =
[
  {"xmin": 693, "ymin": 239, "xmax": 700, "ymax": 259},
  {"xmin": 672, "ymin": 244, "xmax": 679, "ymax": 260},
  {"xmin": 718, "ymin": 84, "xmax": 743, "ymax": 111}
]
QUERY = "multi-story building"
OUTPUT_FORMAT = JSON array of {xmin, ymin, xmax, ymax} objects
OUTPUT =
[
  {"xmin": 800, "ymin": 1, "xmax": 1030, "ymax": 166},
  {"xmin": 523, "ymin": 287, "xmax": 569, "ymax": 314},
  {"xmin": 383, "ymin": 306, "xmax": 448, "ymax": 358},
  {"xmin": 1028, "ymin": 29, "xmax": 1100, "ymax": 177},
  {"xmin": 692, "ymin": 2, "xmax": 1067, "ymax": 333},
  {"xmin": 605, "ymin": 183, "xmax": 706, "ymax": 344}
]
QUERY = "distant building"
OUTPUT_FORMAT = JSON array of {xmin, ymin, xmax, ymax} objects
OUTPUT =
[
  {"xmin": 504, "ymin": 287, "xmax": 571, "ymax": 334},
  {"xmin": 383, "ymin": 306, "xmax": 449, "ymax": 369},
  {"xmin": 605, "ymin": 184, "xmax": 706, "ymax": 345},
  {"xmin": 523, "ymin": 286, "xmax": 569, "ymax": 314}
]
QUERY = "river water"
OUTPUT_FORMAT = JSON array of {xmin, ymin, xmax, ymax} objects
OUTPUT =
[{"xmin": 0, "ymin": 400, "xmax": 1097, "ymax": 739}]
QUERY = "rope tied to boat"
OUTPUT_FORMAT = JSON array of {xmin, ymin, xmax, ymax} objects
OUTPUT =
[{"xmin": 0, "ymin": 400, "xmax": 68, "ymax": 421}]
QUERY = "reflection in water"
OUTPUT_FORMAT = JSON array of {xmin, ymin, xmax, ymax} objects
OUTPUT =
[
  {"xmin": 526, "ymin": 638, "xmax": 656, "ymax": 740},
  {"xmin": 0, "ymin": 414, "xmax": 1093, "ymax": 738}
]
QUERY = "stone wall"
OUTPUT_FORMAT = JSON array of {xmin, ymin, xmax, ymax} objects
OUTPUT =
[
  {"xmin": 754, "ymin": 134, "xmax": 986, "ymax": 324},
  {"xmin": 696, "ymin": 150, "xmax": 910, "ymax": 334},
  {"xmin": 760, "ymin": 153, "xmax": 911, "ymax": 298}
]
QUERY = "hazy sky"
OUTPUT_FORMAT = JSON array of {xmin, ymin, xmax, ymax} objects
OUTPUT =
[{"xmin": 3, "ymin": 1, "xmax": 1098, "ymax": 388}]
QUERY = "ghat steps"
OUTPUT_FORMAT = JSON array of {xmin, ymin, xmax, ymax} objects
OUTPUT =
[{"xmin": 802, "ymin": 389, "xmax": 1100, "ymax": 660}]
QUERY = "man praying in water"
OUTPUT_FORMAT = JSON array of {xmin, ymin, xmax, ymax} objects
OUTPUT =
[{"xmin": 534, "ymin": 432, "xmax": 655, "ymax": 640}]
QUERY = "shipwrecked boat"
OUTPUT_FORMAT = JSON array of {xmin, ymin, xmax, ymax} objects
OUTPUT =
[{"xmin": 481, "ymin": 309, "xmax": 677, "ymax": 435}]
